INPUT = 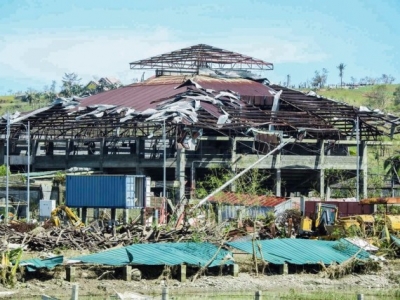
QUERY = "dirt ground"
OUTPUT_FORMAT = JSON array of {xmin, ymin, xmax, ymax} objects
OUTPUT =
[{"xmin": 0, "ymin": 259, "xmax": 398, "ymax": 299}]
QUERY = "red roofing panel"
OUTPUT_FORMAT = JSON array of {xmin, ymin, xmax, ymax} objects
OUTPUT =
[{"xmin": 79, "ymin": 75, "xmax": 274, "ymax": 111}]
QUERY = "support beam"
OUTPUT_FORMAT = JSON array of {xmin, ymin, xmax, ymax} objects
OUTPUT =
[
  {"xmin": 123, "ymin": 265, "xmax": 132, "ymax": 281},
  {"xmin": 175, "ymin": 148, "xmax": 186, "ymax": 203},
  {"xmin": 362, "ymin": 142, "xmax": 368, "ymax": 199},
  {"xmin": 81, "ymin": 207, "xmax": 87, "ymax": 224},
  {"xmin": 179, "ymin": 264, "xmax": 186, "ymax": 282},
  {"xmin": 320, "ymin": 169, "xmax": 325, "ymax": 199},
  {"xmin": 231, "ymin": 264, "xmax": 239, "ymax": 277},
  {"xmin": 230, "ymin": 137, "xmax": 237, "ymax": 192},
  {"xmin": 66, "ymin": 266, "xmax": 75, "ymax": 282}
]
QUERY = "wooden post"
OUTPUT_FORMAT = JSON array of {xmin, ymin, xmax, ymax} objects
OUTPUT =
[
  {"xmin": 255, "ymin": 290, "xmax": 262, "ymax": 300},
  {"xmin": 123, "ymin": 265, "xmax": 132, "ymax": 281},
  {"xmin": 179, "ymin": 264, "xmax": 186, "ymax": 282},
  {"xmin": 71, "ymin": 284, "xmax": 79, "ymax": 300},
  {"xmin": 357, "ymin": 294, "xmax": 364, "ymax": 300},
  {"xmin": 162, "ymin": 287, "xmax": 169, "ymax": 300},
  {"xmin": 66, "ymin": 266, "xmax": 75, "ymax": 282}
]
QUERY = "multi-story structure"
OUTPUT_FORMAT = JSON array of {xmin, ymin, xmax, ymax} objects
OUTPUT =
[{"xmin": 1, "ymin": 44, "xmax": 399, "ymax": 204}]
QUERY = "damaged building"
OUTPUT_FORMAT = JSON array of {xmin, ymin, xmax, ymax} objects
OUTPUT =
[{"xmin": 1, "ymin": 44, "xmax": 400, "ymax": 207}]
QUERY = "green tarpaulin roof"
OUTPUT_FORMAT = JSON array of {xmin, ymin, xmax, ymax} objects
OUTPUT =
[
  {"xmin": 227, "ymin": 238, "xmax": 370, "ymax": 265},
  {"xmin": 71, "ymin": 242, "xmax": 234, "ymax": 267}
]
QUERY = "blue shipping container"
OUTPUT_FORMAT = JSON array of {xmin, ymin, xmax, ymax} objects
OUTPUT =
[{"xmin": 66, "ymin": 175, "xmax": 146, "ymax": 208}]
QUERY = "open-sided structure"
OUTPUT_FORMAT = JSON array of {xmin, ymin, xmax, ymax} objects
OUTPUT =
[{"xmin": 1, "ymin": 44, "xmax": 400, "ymax": 204}]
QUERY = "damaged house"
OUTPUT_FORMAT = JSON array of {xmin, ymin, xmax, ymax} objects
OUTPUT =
[{"xmin": 1, "ymin": 44, "xmax": 400, "ymax": 210}]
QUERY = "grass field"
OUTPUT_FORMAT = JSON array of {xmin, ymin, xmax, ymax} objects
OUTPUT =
[
  {"xmin": 0, "ymin": 95, "xmax": 44, "ymax": 115},
  {"xmin": 316, "ymin": 84, "xmax": 400, "ymax": 107}
]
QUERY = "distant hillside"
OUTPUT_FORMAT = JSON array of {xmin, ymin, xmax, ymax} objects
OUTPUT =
[
  {"xmin": 315, "ymin": 84, "xmax": 400, "ymax": 110},
  {"xmin": 0, "ymin": 95, "xmax": 43, "ymax": 115}
]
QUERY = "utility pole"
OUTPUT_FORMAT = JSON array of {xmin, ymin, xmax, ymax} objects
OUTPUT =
[
  {"xmin": 27, "ymin": 121, "xmax": 30, "ymax": 222},
  {"xmin": 163, "ymin": 119, "xmax": 166, "ymax": 199},
  {"xmin": 356, "ymin": 116, "xmax": 360, "ymax": 201},
  {"xmin": 5, "ymin": 113, "xmax": 10, "ymax": 224}
]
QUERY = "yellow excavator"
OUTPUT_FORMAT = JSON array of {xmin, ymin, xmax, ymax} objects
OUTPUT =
[
  {"xmin": 360, "ymin": 197, "xmax": 400, "ymax": 233},
  {"xmin": 298, "ymin": 203, "xmax": 374, "ymax": 239},
  {"xmin": 50, "ymin": 205, "xmax": 85, "ymax": 227}
]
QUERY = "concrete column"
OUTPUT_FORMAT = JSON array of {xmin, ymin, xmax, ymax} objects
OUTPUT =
[
  {"xmin": 0, "ymin": 140, "xmax": 4, "ymax": 165},
  {"xmin": 123, "ymin": 209, "xmax": 129, "ymax": 224},
  {"xmin": 319, "ymin": 140, "xmax": 325, "ymax": 168},
  {"xmin": 179, "ymin": 264, "xmax": 187, "ymax": 282},
  {"xmin": 111, "ymin": 208, "xmax": 116, "ymax": 222},
  {"xmin": 66, "ymin": 266, "xmax": 75, "ymax": 282},
  {"xmin": 31, "ymin": 140, "xmax": 39, "ymax": 171},
  {"xmin": 231, "ymin": 264, "xmax": 239, "ymax": 277},
  {"xmin": 277, "ymin": 263, "xmax": 289, "ymax": 275},
  {"xmin": 71, "ymin": 284, "xmax": 79, "ymax": 300},
  {"xmin": 255, "ymin": 291, "xmax": 262, "ymax": 300},
  {"xmin": 81, "ymin": 207, "xmax": 87, "ymax": 224},
  {"xmin": 175, "ymin": 148, "xmax": 186, "ymax": 203},
  {"xmin": 99, "ymin": 138, "xmax": 105, "ymax": 172},
  {"xmin": 140, "ymin": 208, "xmax": 146, "ymax": 226},
  {"xmin": 362, "ymin": 142, "xmax": 368, "ymax": 199},
  {"xmin": 320, "ymin": 169, "xmax": 325, "ymax": 199},
  {"xmin": 136, "ymin": 138, "xmax": 143, "ymax": 175},
  {"xmin": 275, "ymin": 152, "xmax": 281, "ymax": 197},
  {"xmin": 123, "ymin": 265, "xmax": 132, "ymax": 281},
  {"xmin": 162, "ymin": 287, "xmax": 169, "ymax": 300},
  {"xmin": 230, "ymin": 137, "xmax": 237, "ymax": 192},
  {"xmin": 65, "ymin": 139, "xmax": 69, "ymax": 170}
]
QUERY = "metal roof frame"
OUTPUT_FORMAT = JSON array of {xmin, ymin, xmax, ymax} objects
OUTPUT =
[{"xmin": 129, "ymin": 44, "xmax": 274, "ymax": 71}]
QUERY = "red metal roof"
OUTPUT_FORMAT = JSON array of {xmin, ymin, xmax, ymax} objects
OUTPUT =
[
  {"xmin": 210, "ymin": 192, "xmax": 287, "ymax": 207},
  {"xmin": 79, "ymin": 75, "xmax": 274, "ymax": 111}
]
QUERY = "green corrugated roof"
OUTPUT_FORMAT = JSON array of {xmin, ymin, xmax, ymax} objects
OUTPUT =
[
  {"xmin": 392, "ymin": 235, "xmax": 400, "ymax": 247},
  {"xmin": 20, "ymin": 256, "xmax": 64, "ymax": 272},
  {"xmin": 71, "ymin": 242, "xmax": 234, "ymax": 267},
  {"xmin": 227, "ymin": 238, "xmax": 370, "ymax": 265}
]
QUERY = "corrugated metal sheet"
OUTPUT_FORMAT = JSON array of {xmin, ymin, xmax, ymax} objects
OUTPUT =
[
  {"xmin": 219, "ymin": 205, "xmax": 273, "ymax": 221},
  {"xmin": 66, "ymin": 175, "xmax": 146, "ymax": 208},
  {"xmin": 71, "ymin": 242, "xmax": 234, "ymax": 267},
  {"xmin": 227, "ymin": 238, "xmax": 370, "ymax": 265},
  {"xmin": 79, "ymin": 75, "xmax": 274, "ymax": 111},
  {"xmin": 20, "ymin": 256, "xmax": 64, "ymax": 272},
  {"xmin": 211, "ymin": 192, "xmax": 286, "ymax": 207}
]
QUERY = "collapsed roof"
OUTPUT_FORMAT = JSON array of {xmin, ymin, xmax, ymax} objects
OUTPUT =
[{"xmin": 1, "ymin": 44, "xmax": 399, "ymax": 141}]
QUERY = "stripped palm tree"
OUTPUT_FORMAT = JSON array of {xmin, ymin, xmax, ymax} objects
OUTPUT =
[{"xmin": 337, "ymin": 63, "xmax": 346, "ymax": 88}]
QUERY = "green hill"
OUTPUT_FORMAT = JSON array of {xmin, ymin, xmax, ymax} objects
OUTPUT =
[{"xmin": 316, "ymin": 84, "xmax": 400, "ymax": 109}]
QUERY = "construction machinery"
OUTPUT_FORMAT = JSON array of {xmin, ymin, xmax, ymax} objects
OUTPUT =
[
  {"xmin": 49, "ymin": 205, "xmax": 84, "ymax": 227},
  {"xmin": 299, "ymin": 203, "xmax": 342, "ymax": 238},
  {"xmin": 360, "ymin": 197, "xmax": 400, "ymax": 233},
  {"xmin": 298, "ymin": 202, "xmax": 374, "ymax": 239}
]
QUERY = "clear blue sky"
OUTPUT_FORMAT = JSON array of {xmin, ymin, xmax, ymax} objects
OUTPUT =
[{"xmin": 0, "ymin": 0, "xmax": 399, "ymax": 94}]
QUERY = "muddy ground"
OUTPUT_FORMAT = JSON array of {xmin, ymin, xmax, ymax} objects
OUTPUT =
[{"xmin": 0, "ymin": 251, "xmax": 399, "ymax": 299}]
